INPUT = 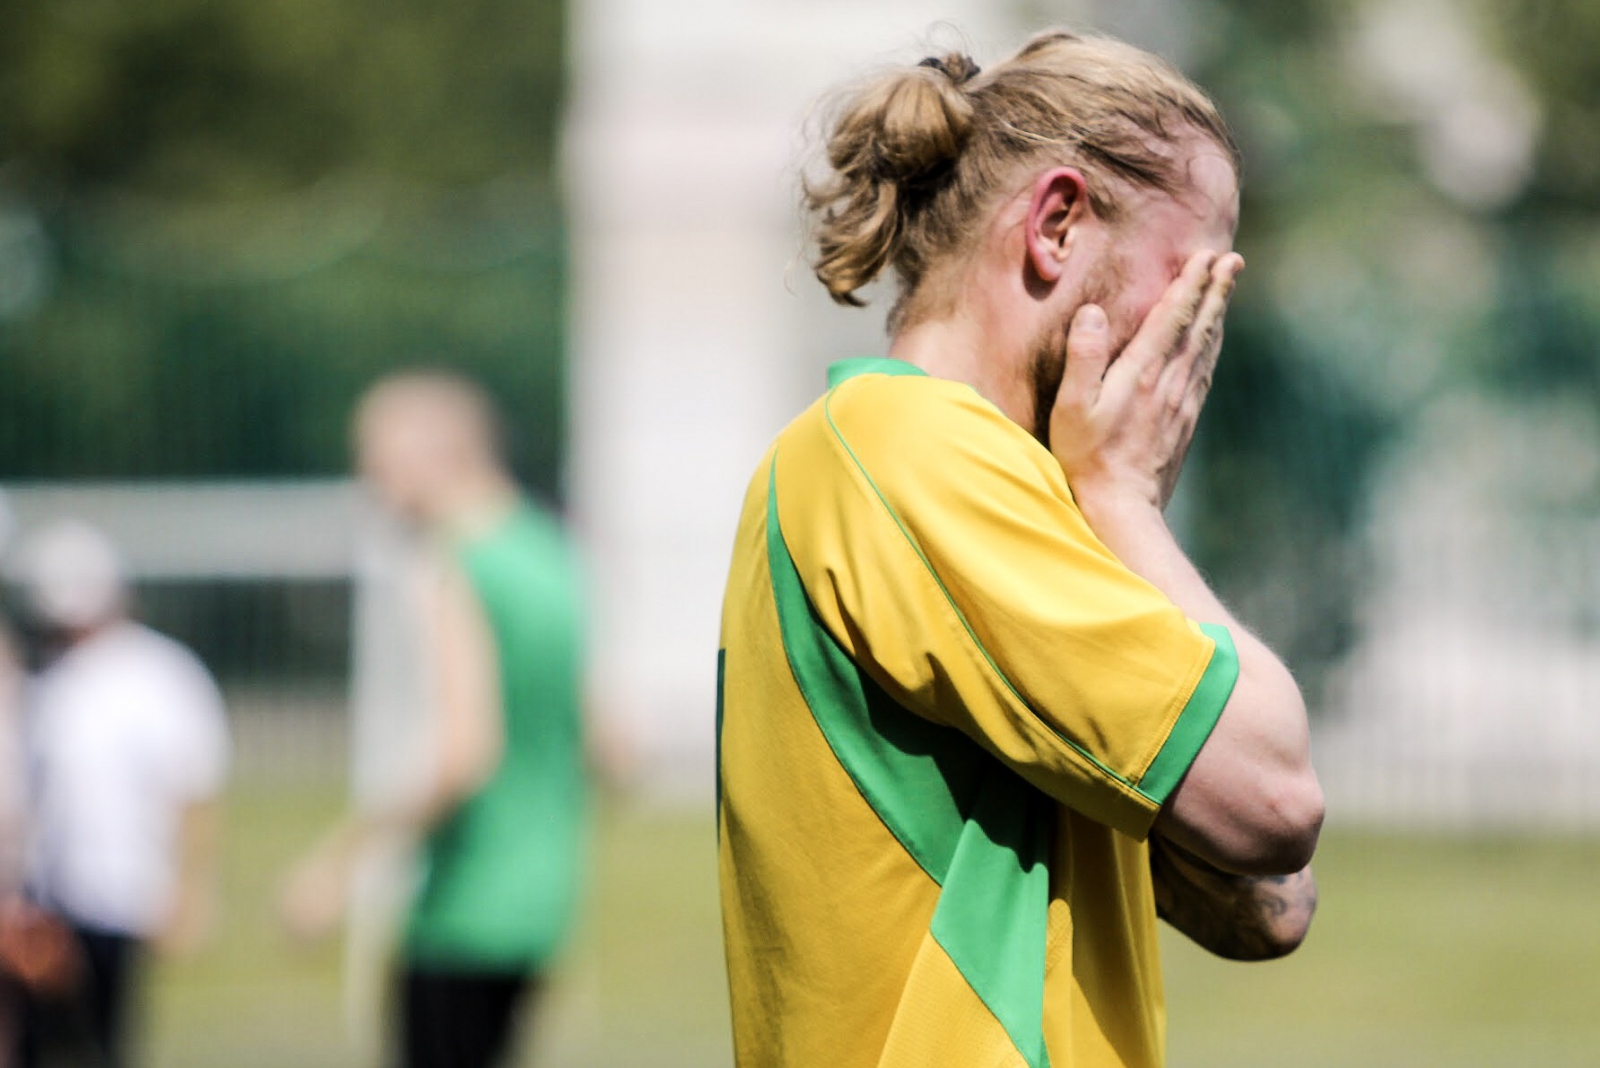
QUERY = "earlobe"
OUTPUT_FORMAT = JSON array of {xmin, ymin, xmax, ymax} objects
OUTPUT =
[{"xmin": 1024, "ymin": 167, "xmax": 1089, "ymax": 285}]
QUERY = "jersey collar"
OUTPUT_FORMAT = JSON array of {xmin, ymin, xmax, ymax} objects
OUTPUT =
[{"xmin": 826, "ymin": 358, "xmax": 928, "ymax": 389}]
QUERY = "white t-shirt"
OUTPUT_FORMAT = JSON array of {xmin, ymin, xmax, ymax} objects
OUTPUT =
[{"xmin": 26, "ymin": 621, "xmax": 230, "ymax": 936}]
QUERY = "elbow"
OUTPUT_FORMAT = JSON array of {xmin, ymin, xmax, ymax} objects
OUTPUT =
[
  {"xmin": 1235, "ymin": 770, "xmax": 1325, "ymax": 876},
  {"xmin": 1200, "ymin": 767, "xmax": 1324, "ymax": 877}
]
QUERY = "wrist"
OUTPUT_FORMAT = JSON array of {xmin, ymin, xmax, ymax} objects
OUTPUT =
[{"xmin": 1068, "ymin": 481, "xmax": 1167, "ymax": 535}]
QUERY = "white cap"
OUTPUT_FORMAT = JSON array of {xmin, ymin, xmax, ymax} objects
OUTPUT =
[{"xmin": 6, "ymin": 519, "xmax": 128, "ymax": 630}]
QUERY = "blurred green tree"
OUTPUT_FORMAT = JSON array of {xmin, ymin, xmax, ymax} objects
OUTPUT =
[
  {"xmin": 1174, "ymin": 0, "xmax": 1597, "ymax": 698},
  {"xmin": 0, "ymin": 0, "xmax": 567, "ymax": 492},
  {"xmin": 2, "ymin": 0, "xmax": 1596, "ymax": 700}
]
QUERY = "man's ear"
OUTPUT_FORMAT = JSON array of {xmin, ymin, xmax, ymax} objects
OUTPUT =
[{"xmin": 1024, "ymin": 167, "xmax": 1092, "ymax": 284}]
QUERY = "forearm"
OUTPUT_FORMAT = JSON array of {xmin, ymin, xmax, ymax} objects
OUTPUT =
[
  {"xmin": 385, "ymin": 769, "xmax": 474, "ymax": 837},
  {"xmin": 161, "ymin": 801, "xmax": 223, "ymax": 954},
  {"xmin": 1074, "ymin": 490, "xmax": 1271, "ymax": 648},
  {"xmin": 1149, "ymin": 832, "xmax": 1317, "ymax": 961},
  {"xmin": 1075, "ymin": 489, "xmax": 1322, "ymax": 873}
]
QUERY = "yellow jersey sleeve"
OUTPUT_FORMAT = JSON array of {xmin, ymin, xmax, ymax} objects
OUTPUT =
[{"xmin": 774, "ymin": 370, "xmax": 1238, "ymax": 838}]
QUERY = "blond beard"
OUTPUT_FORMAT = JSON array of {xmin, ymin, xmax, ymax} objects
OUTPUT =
[{"xmin": 1026, "ymin": 252, "xmax": 1128, "ymax": 445}]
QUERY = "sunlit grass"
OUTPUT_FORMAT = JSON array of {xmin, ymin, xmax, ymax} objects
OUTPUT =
[
  {"xmin": 1163, "ymin": 833, "xmax": 1600, "ymax": 1068},
  {"xmin": 145, "ymin": 787, "xmax": 1600, "ymax": 1068}
]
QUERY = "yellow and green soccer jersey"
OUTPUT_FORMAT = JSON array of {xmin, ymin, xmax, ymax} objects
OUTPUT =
[{"xmin": 716, "ymin": 358, "xmax": 1239, "ymax": 1068}]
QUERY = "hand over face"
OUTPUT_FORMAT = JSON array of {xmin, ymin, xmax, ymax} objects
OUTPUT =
[{"xmin": 1048, "ymin": 250, "xmax": 1244, "ymax": 514}]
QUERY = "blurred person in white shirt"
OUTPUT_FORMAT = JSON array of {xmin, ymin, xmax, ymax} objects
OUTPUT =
[{"xmin": 0, "ymin": 520, "xmax": 229, "ymax": 1068}]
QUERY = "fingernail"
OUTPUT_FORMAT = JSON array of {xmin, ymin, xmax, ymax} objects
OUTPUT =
[{"xmin": 1079, "ymin": 304, "xmax": 1107, "ymax": 331}]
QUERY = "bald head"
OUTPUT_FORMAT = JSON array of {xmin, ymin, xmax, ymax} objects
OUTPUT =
[{"xmin": 354, "ymin": 371, "xmax": 511, "ymax": 525}]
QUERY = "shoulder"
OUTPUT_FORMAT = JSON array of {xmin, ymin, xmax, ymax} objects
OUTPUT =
[
  {"xmin": 120, "ymin": 625, "xmax": 225, "ymax": 717},
  {"xmin": 130, "ymin": 623, "xmax": 213, "ymax": 679},
  {"xmin": 822, "ymin": 371, "xmax": 1017, "ymax": 443},
  {"xmin": 44, "ymin": 623, "xmax": 187, "ymax": 687},
  {"xmin": 780, "ymin": 372, "xmax": 1065, "ymax": 510},
  {"xmin": 461, "ymin": 501, "xmax": 573, "ymax": 569},
  {"xmin": 456, "ymin": 504, "xmax": 581, "ymax": 612}
]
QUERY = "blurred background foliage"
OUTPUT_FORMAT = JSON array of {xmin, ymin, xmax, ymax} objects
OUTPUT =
[
  {"xmin": 1172, "ymin": 0, "xmax": 1600, "ymax": 698},
  {"xmin": 0, "ymin": 0, "xmax": 567, "ymax": 492},
  {"xmin": 1, "ymin": 0, "xmax": 1597, "ymax": 680},
  {"xmin": 6, "ymin": 2, "xmax": 1600, "ymax": 1066}
]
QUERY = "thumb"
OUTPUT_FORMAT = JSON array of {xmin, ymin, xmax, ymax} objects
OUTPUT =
[{"xmin": 1060, "ymin": 304, "xmax": 1111, "ymax": 402}]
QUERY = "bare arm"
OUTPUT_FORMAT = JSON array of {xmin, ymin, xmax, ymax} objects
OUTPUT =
[
  {"xmin": 1149, "ymin": 832, "xmax": 1316, "ymax": 960},
  {"xmin": 313, "ymin": 559, "xmax": 503, "ymax": 840},
  {"xmin": 404, "ymin": 558, "xmax": 505, "ymax": 828},
  {"xmin": 279, "ymin": 556, "xmax": 503, "ymax": 940},
  {"xmin": 1051, "ymin": 252, "xmax": 1323, "ymax": 875},
  {"xmin": 1075, "ymin": 489, "xmax": 1322, "ymax": 874},
  {"xmin": 159, "ymin": 798, "xmax": 223, "ymax": 956}
]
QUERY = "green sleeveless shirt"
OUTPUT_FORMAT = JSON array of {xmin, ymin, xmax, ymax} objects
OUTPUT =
[{"xmin": 403, "ymin": 501, "xmax": 586, "ymax": 970}]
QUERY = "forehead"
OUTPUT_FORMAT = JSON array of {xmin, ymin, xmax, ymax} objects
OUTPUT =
[
  {"xmin": 1117, "ymin": 141, "xmax": 1239, "ymax": 258},
  {"xmin": 1185, "ymin": 145, "xmax": 1240, "ymax": 233}
]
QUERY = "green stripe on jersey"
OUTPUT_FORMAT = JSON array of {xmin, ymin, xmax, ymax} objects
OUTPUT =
[{"xmin": 765, "ymin": 457, "xmax": 1053, "ymax": 1068}]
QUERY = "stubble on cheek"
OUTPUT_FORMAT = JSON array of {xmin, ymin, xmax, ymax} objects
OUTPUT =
[
  {"xmin": 1027, "ymin": 324, "xmax": 1068, "ymax": 447},
  {"xmin": 1028, "ymin": 256, "xmax": 1129, "ymax": 448}
]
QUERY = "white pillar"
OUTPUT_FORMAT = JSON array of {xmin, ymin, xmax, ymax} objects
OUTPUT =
[{"xmin": 566, "ymin": 2, "xmax": 1018, "ymax": 795}]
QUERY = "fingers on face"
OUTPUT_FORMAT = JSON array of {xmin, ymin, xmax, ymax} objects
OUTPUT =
[
  {"xmin": 1125, "ymin": 251, "xmax": 1217, "ymax": 377},
  {"xmin": 1165, "ymin": 253, "xmax": 1242, "ymax": 408},
  {"xmin": 1187, "ymin": 252, "xmax": 1244, "ymax": 373},
  {"xmin": 1101, "ymin": 250, "xmax": 1241, "ymax": 413},
  {"xmin": 1169, "ymin": 250, "xmax": 1220, "ymax": 333},
  {"xmin": 1062, "ymin": 302, "xmax": 1112, "ymax": 398}
]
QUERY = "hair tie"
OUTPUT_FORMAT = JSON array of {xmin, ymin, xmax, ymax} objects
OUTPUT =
[{"xmin": 918, "ymin": 54, "xmax": 981, "ymax": 86}]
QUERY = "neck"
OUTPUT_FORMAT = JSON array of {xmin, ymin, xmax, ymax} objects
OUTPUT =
[
  {"xmin": 427, "ymin": 469, "xmax": 520, "ymax": 541},
  {"xmin": 887, "ymin": 297, "xmax": 1038, "ymax": 432},
  {"xmin": 65, "ymin": 615, "xmax": 123, "ymax": 646}
]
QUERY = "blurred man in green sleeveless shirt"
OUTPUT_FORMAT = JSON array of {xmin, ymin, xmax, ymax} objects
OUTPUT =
[{"xmin": 282, "ymin": 371, "xmax": 586, "ymax": 1068}]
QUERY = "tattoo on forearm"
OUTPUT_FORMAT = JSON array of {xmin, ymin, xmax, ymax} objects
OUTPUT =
[{"xmin": 1148, "ymin": 837, "xmax": 1318, "ymax": 961}]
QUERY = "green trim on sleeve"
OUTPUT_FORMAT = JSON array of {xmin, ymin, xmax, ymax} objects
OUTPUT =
[
  {"xmin": 765, "ymin": 457, "xmax": 1053, "ymax": 1068},
  {"xmin": 827, "ymin": 357, "xmax": 928, "ymax": 389},
  {"xmin": 1136, "ymin": 623, "xmax": 1239, "ymax": 804}
]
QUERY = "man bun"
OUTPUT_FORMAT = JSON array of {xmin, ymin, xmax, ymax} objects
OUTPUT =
[
  {"xmin": 804, "ymin": 52, "xmax": 981, "ymax": 307},
  {"xmin": 801, "ymin": 30, "xmax": 1239, "ymax": 333}
]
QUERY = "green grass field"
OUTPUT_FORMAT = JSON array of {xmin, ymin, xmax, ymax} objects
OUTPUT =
[{"xmin": 142, "ymin": 786, "xmax": 1600, "ymax": 1067}]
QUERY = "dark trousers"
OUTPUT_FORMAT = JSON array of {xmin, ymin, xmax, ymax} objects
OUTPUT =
[
  {"xmin": 397, "ymin": 966, "xmax": 539, "ymax": 1068},
  {"xmin": 17, "ymin": 927, "xmax": 138, "ymax": 1068}
]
